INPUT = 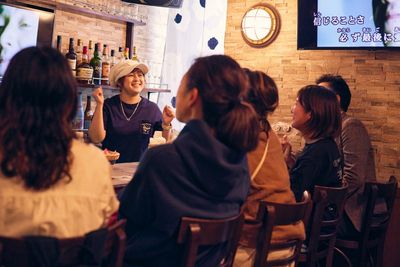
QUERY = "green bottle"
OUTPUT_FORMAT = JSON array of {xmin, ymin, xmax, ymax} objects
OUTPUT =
[{"xmin": 90, "ymin": 43, "xmax": 102, "ymax": 85}]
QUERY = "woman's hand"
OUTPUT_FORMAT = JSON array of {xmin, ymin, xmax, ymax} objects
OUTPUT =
[
  {"xmin": 92, "ymin": 87, "xmax": 104, "ymax": 105},
  {"xmin": 280, "ymin": 135, "xmax": 291, "ymax": 154},
  {"xmin": 280, "ymin": 135, "xmax": 295, "ymax": 169},
  {"xmin": 162, "ymin": 105, "xmax": 175, "ymax": 125}
]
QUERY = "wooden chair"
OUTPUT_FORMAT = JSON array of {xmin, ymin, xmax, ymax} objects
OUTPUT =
[
  {"xmin": 254, "ymin": 192, "xmax": 312, "ymax": 267},
  {"xmin": 0, "ymin": 219, "xmax": 126, "ymax": 267},
  {"xmin": 176, "ymin": 212, "xmax": 244, "ymax": 267},
  {"xmin": 238, "ymin": 192, "xmax": 311, "ymax": 267},
  {"xmin": 335, "ymin": 176, "xmax": 398, "ymax": 267},
  {"xmin": 298, "ymin": 183, "xmax": 348, "ymax": 267}
]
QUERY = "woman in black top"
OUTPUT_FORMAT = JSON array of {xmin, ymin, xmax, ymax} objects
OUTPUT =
[{"xmin": 283, "ymin": 85, "xmax": 343, "ymax": 201}]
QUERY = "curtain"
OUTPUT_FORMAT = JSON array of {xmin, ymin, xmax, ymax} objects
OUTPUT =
[{"xmin": 158, "ymin": 0, "xmax": 227, "ymax": 130}]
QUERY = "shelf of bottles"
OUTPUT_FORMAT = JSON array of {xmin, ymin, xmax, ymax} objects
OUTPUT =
[
  {"xmin": 77, "ymin": 83, "xmax": 170, "ymax": 95},
  {"xmin": 15, "ymin": 0, "xmax": 147, "ymax": 25}
]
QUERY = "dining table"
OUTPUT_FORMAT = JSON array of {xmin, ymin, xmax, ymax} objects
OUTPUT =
[{"xmin": 111, "ymin": 162, "xmax": 138, "ymax": 193}]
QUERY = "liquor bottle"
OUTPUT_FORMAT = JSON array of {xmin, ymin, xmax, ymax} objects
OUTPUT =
[
  {"xmin": 76, "ymin": 39, "xmax": 83, "ymax": 66},
  {"xmin": 88, "ymin": 40, "xmax": 94, "ymax": 61},
  {"xmin": 110, "ymin": 49, "xmax": 116, "ymax": 68},
  {"xmin": 131, "ymin": 46, "xmax": 139, "ymax": 61},
  {"xmin": 72, "ymin": 92, "xmax": 84, "ymax": 130},
  {"xmin": 101, "ymin": 44, "xmax": 110, "ymax": 85},
  {"xmin": 118, "ymin": 47, "xmax": 123, "ymax": 62},
  {"xmin": 65, "ymin": 38, "xmax": 77, "ymax": 77},
  {"xmin": 56, "ymin": 35, "xmax": 62, "ymax": 52},
  {"xmin": 84, "ymin": 95, "xmax": 93, "ymax": 129},
  {"xmin": 124, "ymin": 47, "xmax": 129, "ymax": 60},
  {"xmin": 76, "ymin": 46, "xmax": 93, "ymax": 84},
  {"xmin": 90, "ymin": 43, "xmax": 102, "ymax": 85}
]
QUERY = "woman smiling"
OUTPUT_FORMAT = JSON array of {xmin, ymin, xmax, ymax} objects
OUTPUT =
[{"xmin": 88, "ymin": 59, "xmax": 175, "ymax": 163}]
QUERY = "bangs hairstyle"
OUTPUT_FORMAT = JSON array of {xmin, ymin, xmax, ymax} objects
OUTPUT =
[
  {"xmin": 185, "ymin": 55, "xmax": 259, "ymax": 152},
  {"xmin": 297, "ymin": 85, "xmax": 342, "ymax": 140},
  {"xmin": 0, "ymin": 46, "xmax": 77, "ymax": 190},
  {"xmin": 244, "ymin": 68, "xmax": 279, "ymax": 133}
]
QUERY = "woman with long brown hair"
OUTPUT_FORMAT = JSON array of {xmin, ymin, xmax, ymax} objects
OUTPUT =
[{"xmin": 0, "ymin": 46, "xmax": 118, "ymax": 238}]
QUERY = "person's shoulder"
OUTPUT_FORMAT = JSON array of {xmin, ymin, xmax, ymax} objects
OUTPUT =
[
  {"xmin": 342, "ymin": 114, "xmax": 365, "ymax": 128},
  {"xmin": 104, "ymin": 94, "xmax": 119, "ymax": 106},
  {"xmin": 342, "ymin": 114, "xmax": 369, "ymax": 135},
  {"xmin": 144, "ymin": 143, "xmax": 177, "ymax": 162},
  {"xmin": 141, "ymin": 98, "xmax": 160, "ymax": 110},
  {"xmin": 71, "ymin": 139, "xmax": 108, "ymax": 164},
  {"xmin": 139, "ymin": 143, "xmax": 179, "ymax": 172},
  {"xmin": 304, "ymin": 138, "xmax": 336, "ymax": 154}
]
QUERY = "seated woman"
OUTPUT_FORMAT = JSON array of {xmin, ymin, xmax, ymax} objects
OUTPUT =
[
  {"xmin": 118, "ymin": 55, "xmax": 259, "ymax": 267},
  {"xmin": 235, "ymin": 69, "xmax": 305, "ymax": 267},
  {"xmin": 283, "ymin": 85, "xmax": 343, "ymax": 201},
  {"xmin": 0, "ymin": 47, "xmax": 119, "ymax": 238},
  {"xmin": 88, "ymin": 60, "xmax": 175, "ymax": 163}
]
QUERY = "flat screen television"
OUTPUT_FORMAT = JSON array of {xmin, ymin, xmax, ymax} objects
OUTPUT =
[
  {"xmin": 0, "ymin": 2, "xmax": 54, "ymax": 76},
  {"xmin": 298, "ymin": 0, "xmax": 400, "ymax": 50}
]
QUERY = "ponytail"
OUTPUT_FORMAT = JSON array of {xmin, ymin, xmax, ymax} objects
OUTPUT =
[
  {"xmin": 216, "ymin": 101, "xmax": 259, "ymax": 152},
  {"xmin": 186, "ymin": 55, "xmax": 259, "ymax": 152}
]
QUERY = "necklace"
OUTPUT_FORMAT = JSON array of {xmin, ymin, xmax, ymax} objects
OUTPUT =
[{"xmin": 120, "ymin": 98, "xmax": 141, "ymax": 121}]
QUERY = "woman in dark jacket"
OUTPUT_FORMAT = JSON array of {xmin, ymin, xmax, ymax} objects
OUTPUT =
[
  {"xmin": 283, "ymin": 85, "xmax": 343, "ymax": 201},
  {"xmin": 118, "ymin": 55, "xmax": 259, "ymax": 267}
]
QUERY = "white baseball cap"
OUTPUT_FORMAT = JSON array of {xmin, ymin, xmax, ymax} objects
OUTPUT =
[{"xmin": 109, "ymin": 60, "xmax": 149, "ymax": 87}]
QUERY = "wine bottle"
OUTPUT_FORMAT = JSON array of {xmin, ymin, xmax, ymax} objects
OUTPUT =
[
  {"xmin": 56, "ymin": 35, "xmax": 62, "ymax": 52},
  {"xmin": 72, "ymin": 92, "xmax": 84, "ymax": 130},
  {"xmin": 76, "ymin": 39, "xmax": 83, "ymax": 66},
  {"xmin": 90, "ymin": 43, "xmax": 102, "ymax": 85},
  {"xmin": 124, "ymin": 47, "xmax": 129, "ymax": 60},
  {"xmin": 110, "ymin": 49, "xmax": 116, "ymax": 68},
  {"xmin": 84, "ymin": 95, "xmax": 93, "ymax": 129},
  {"xmin": 118, "ymin": 47, "xmax": 123, "ymax": 62},
  {"xmin": 101, "ymin": 44, "xmax": 110, "ymax": 85},
  {"xmin": 131, "ymin": 46, "xmax": 139, "ymax": 61},
  {"xmin": 88, "ymin": 40, "xmax": 94, "ymax": 61},
  {"xmin": 76, "ymin": 46, "xmax": 93, "ymax": 84},
  {"xmin": 65, "ymin": 38, "xmax": 77, "ymax": 77}
]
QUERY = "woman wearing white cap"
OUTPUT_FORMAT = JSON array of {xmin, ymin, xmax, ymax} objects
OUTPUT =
[{"xmin": 88, "ymin": 59, "xmax": 175, "ymax": 163}]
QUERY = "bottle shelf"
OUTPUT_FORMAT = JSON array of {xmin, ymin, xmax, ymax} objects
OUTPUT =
[
  {"xmin": 12, "ymin": 0, "xmax": 146, "ymax": 25},
  {"xmin": 77, "ymin": 84, "xmax": 170, "ymax": 94}
]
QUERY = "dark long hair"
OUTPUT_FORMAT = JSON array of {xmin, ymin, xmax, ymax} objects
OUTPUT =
[
  {"xmin": 185, "ymin": 55, "xmax": 259, "ymax": 152},
  {"xmin": 0, "ymin": 46, "xmax": 77, "ymax": 190},
  {"xmin": 244, "ymin": 68, "xmax": 279, "ymax": 134},
  {"xmin": 297, "ymin": 85, "xmax": 342, "ymax": 140}
]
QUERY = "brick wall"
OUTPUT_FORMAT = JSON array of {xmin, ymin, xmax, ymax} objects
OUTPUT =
[
  {"xmin": 225, "ymin": 0, "xmax": 400, "ymax": 181},
  {"xmin": 53, "ymin": 9, "xmax": 126, "ymax": 55},
  {"xmin": 52, "ymin": 0, "xmax": 168, "ymax": 74}
]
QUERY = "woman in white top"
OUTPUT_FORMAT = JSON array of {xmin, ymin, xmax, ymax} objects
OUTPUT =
[{"xmin": 0, "ymin": 46, "xmax": 119, "ymax": 238}]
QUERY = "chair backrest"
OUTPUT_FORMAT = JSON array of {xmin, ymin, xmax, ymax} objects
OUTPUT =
[
  {"xmin": 176, "ymin": 212, "xmax": 244, "ymax": 267},
  {"xmin": 0, "ymin": 219, "xmax": 126, "ymax": 267},
  {"xmin": 359, "ymin": 176, "xmax": 398, "ymax": 254},
  {"xmin": 251, "ymin": 191, "xmax": 312, "ymax": 267},
  {"xmin": 305, "ymin": 183, "xmax": 348, "ymax": 267}
]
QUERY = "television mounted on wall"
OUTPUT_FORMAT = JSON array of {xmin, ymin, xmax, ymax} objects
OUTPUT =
[
  {"xmin": 298, "ymin": 0, "xmax": 400, "ymax": 50},
  {"xmin": 0, "ymin": 2, "xmax": 54, "ymax": 76}
]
